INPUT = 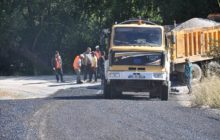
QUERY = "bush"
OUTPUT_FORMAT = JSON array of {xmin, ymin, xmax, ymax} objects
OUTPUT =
[{"xmin": 192, "ymin": 76, "xmax": 220, "ymax": 108}]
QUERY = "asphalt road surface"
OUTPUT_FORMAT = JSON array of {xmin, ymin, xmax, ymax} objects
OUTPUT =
[{"xmin": 1, "ymin": 84, "xmax": 220, "ymax": 140}]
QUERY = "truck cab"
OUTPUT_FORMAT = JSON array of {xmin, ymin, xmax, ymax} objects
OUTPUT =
[{"xmin": 103, "ymin": 19, "xmax": 170, "ymax": 100}]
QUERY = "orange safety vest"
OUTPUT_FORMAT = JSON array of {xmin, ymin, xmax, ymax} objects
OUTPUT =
[
  {"xmin": 55, "ymin": 55, "xmax": 62, "ymax": 69},
  {"xmin": 73, "ymin": 55, "xmax": 81, "ymax": 70}
]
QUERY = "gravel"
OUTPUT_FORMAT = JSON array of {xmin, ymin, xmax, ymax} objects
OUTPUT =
[
  {"xmin": 172, "ymin": 18, "xmax": 220, "ymax": 31},
  {"xmin": 1, "ymin": 85, "xmax": 220, "ymax": 140},
  {"xmin": 0, "ymin": 99, "xmax": 47, "ymax": 140},
  {"xmin": 26, "ymin": 87, "xmax": 220, "ymax": 140}
]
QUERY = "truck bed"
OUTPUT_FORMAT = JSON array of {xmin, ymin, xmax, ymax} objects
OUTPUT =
[{"xmin": 171, "ymin": 25, "xmax": 220, "ymax": 64}]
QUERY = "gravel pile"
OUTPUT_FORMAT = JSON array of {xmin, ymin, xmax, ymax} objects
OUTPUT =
[{"xmin": 172, "ymin": 18, "xmax": 220, "ymax": 31}]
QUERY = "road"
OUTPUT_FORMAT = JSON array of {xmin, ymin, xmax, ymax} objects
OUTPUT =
[
  {"xmin": 0, "ymin": 76, "xmax": 100, "ymax": 100},
  {"xmin": 1, "ymin": 80, "xmax": 220, "ymax": 140}
]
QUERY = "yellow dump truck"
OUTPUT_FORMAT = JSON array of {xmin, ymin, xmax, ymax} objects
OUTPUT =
[
  {"xmin": 102, "ymin": 18, "xmax": 220, "ymax": 100},
  {"xmin": 102, "ymin": 19, "xmax": 170, "ymax": 100},
  {"xmin": 168, "ymin": 18, "xmax": 220, "ymax": 82}
]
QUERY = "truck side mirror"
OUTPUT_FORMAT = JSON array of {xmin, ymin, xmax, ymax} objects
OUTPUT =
[
  {"xmin": 171, "ymin": 31, "xmax": 176, "ymax": 44},
  {"xmin": 108, "ymin": 50, "xmax": 113, "ymax": 66},
  {"xmin": 165, "ymin": 34, "xmax": 169, "ymax": 48},
  {"xmin": 161, "ymin": 52, "xmax": 166, "ymax": 67},
  {"xmin": 100, "ymin": 28, "xmax": 110, "ymax": 52}
]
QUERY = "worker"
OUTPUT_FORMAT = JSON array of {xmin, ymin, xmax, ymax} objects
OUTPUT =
[
  {"xmin": 99, "ymin": 51, "xmax": 105, "ymax": 80},
  {"xmin": 184, "ymin": 58, "xmax": 192, "ymax": 94},
  {"xmin": 99, "ymin": 51, "xmax": 105, "ymax": 86},
  {"xmin": 73, "ymin": 54, "xmax": 84, "ymax": 84},
  {"xmin": 95, "ymin": 45, "xmax": 101, "ymax": 60},
  {"xmin": 83, "ymin": 47, "xmax": 92, "ymax": 81},
  {"xmin": 52, "ymin": 51, "xmax": 64, "ymax": 82},
  {"xmin": 89, "ymin": 51, "xmax": 98, "ymax": 82},
  {"xmin": 95, "ymin": 45, "xmax": 101, "ymax": 78}
]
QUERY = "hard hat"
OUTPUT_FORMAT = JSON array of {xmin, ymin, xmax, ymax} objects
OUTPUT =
[
  {"xmin": 95, "ymin": 45, "xmax": 99, "ymax": 49},
  {"xmin": 80, "ymin": 54, "xmax": 84, "ymax": 58}
]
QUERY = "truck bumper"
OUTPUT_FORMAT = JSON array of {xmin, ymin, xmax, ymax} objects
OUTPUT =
[{"xmin": 107, "ymin": 71, "xmax": 167, "ymax": 81}]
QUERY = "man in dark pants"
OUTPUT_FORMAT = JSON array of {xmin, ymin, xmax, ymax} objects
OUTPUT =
[
  {"xmin": 99, "ymin": 51, "xmax": 105, "ymax": 86},
  {"xmin": 95, "ymin": 45, "xmax": 101, "ymax": 78},
  {"xmin": 99, "ymin": 51, "xmax": 105, "ymax": 78},
  {"xmin": 184, "ymin": 58, "xmax": 192, "ymax": 94},
  {"xmin": 52, "ymin": 51, "xmax": 64, "ymax": 82},
  {"xmin": 83, "ymin": 47, "xmax": 92, "ymax": 81},
  {"xmin": 89, "ymin": 52, "xmax": 98, "ymax": 82}
]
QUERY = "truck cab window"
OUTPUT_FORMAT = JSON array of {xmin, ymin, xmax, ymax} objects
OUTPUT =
[{"xmin": 113, "ymin": 27, "xmax": 162, "ymax": 47}]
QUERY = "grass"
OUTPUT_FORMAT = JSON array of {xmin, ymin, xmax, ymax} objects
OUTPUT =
[{"xmin": 192, "ymin": 76, "xmax": 220, "ymax": 108}]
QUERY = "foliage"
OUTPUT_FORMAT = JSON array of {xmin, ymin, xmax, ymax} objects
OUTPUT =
[
  {"xmin": 0, "ymin": 0, "xmax": 219, "ymax": 75},
  {"xmin": 156, "ymin": 0, "xmax": 220, "ymax": 24},
  {"xmin": 192, "ymin": 76, "xmax": 220, "ymax": 108},
  {"xmin": 207, "ymin": 38, "xmax": 220, "ymax": 63}
]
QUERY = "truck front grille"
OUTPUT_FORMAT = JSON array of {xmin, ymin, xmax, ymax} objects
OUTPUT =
[{"xmin": 128, "ymin": 67, "xmax": 145, "ymax": 71}]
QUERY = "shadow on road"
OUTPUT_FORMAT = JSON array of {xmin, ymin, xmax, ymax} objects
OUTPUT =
[
  {"xmin": 23, "ymin": 82, "xmax": 49, "ymax": 85},
  {"xmin": 52, "ymin": 95, "xmax": 103, "ymax": 100},
  {"xmin": 52, "ymin": 92, "xmax": 154, "ymax": 101},
  {"xmin": 86, "ymin": 85, "xmax": 101, "ymax": 90},
  {"xmin": 118, "ymin": 94, "xmax": 151, "ymax": 101},
  {"xmin": 48, "ymin": 82, "xmax": 76, "ymax": 87},
  {"xmin": 49, "ymin": 84, "xmax": 161, "ymax": 101},
  {"xmin": 22, "ymin": 81, "xmax": 76, "ymax": 87}
]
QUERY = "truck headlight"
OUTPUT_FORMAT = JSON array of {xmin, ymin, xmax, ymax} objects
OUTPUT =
[
  {"xmin": 153, "ymin": 73, "xmax": 163, "ymax": 78},
  {"xmin": 109, "ymin": 72, "xmax": 120, "ymax": 78}
]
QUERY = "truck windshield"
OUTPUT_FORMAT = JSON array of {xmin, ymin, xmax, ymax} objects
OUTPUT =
[
  {"xmin": 113, "ymin": 27, "xmax": 162, "ymax": 47},
  {"xmin": 112, "ymin": 52, "xmax": 163, "ymax": 66}
]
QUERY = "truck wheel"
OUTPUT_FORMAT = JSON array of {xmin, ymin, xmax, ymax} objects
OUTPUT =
[
  {"xmin": 115, "ymin": 91, "xmax": 123, "ymax": 97},
  {"xmin": 149, "ymin": 93, "xmax": 157, "ymax": 98},
  {"xmin": 150, "ymin": 91, "xmax": 158, "ymax": 98},
  {"xmin": 192, "ymin": 64, "xmax": 202, "ymax": 83},
  {"xmin": 109, "ymin": 85, "xmax": 122, "ymax": 99},
  {"xmin": 161, "ymin": 85, "xmax": 169, "ymax": 101},
  {"xmin": 103, "ymin": 80, "xmax": 111, "ymax": 99}
]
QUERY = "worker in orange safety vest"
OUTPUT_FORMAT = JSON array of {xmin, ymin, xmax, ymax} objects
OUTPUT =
[
  {"xmin": 95, "ymin": 45, "xmax": 101, "ymax": 60},
  {"xmin": 73, "ymin": 54, "xmax": 84, "ymax": 84},
  {"xmin": 52, "ymin": 51, "xmax": 64, "ymax": 82}
]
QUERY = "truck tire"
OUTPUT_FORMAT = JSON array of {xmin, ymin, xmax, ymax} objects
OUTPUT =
[
  {"xmin": 161, "ymin": 85, "xmax": 169, "ymax": 101},
  {"xmin": 150, "ymin": 90, "xmax": 159, "ymax": 98},
  {"xmin": 149, "ymin": 93, "xmax": 157, "ymax": 98},
  {"xmin": 103, "ymin": 80, "xmax": 111, "ymax": 99},
  {"xmin": 115, "ymin": 90, "xmax": 123, "ymax": 97},
  {"xmin": 192, "ymin": 64, "xmax": 202, "ymax": 83},
  {"xmin": 109, "ymin": 84, "xmax": 122, "ymax": 99}
]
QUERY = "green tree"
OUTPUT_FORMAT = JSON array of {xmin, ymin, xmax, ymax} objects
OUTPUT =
[{"xmin": 0, "ymin": 0, "xmax": 219, "ymax": 75}]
